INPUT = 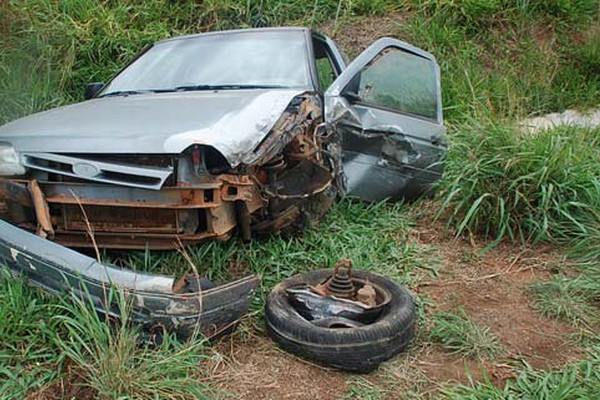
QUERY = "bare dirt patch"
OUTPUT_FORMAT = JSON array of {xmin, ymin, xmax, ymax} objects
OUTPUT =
[
  {"xmin": 319, "ymin": 13, "xmax": 407, "ymax": 57},
  {"xmin": 209, "ymin": 331, "xmax": 349, "ymax": 399},
  {"xmin": 27, "ymin": 365, "xmax": 96, "ymax": 400},
  {"xmin": 410, "ymin": 206, "xmax": 583, "ymax": 385}
]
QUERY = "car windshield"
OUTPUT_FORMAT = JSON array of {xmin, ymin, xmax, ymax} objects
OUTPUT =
[{"xmin": 100, "ymin": 30, "xmax": 312, "ymax": 95}]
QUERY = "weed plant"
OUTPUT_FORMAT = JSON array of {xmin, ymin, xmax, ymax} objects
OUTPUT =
[
  {"xmin": 429, "ymin": 309, "xmax": 503, "ymax": 360},
  {"xmin": 437, "ymin": 121, "xmax": 600, "ymax": 248},
  {"xmin": 51, "ymin": 288, "xmax": 213, "ymax": 399},
  {"xmin": 0, "ymin": 271, "xmax": 62, "ymax": 398},
  {"xmin": 532, "ymin": 276, "xmax": 598, "ymax": 327},
  {"xmin": 0, "ymin": 270, "xmax": 213, "ymax": 399},
  {"xmin": 445, "ymin": 343, "xmax": 600, "ymax": 399}
]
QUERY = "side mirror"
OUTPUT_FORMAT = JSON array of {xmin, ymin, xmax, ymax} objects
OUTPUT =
[
  {"xmin": 341, "ymin": 74, "xmax": 362, "ymax": 102},
  {"xmin": 84, "ymin": 82, "xmax": 105, "ymax": 100},
  {"xmin": 342, "ymin": 90, "xmax": 361, "ymax": 102}
]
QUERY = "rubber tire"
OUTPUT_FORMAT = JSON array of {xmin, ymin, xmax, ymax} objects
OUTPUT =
[{"xmin": 265, "ymin": 269, "xmax": 416, "ymax": 372}]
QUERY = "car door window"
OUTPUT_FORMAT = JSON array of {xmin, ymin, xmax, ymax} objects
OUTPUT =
[
  {"xmin": 316, "ymin": 57, "xmax": 336, "ymax": 90},
  {"xmin": 353, "ymin": 48, "xmax": 438, "ymax": 120},
  {"xmin": 312, "ymin": 37, "xmax": 338, "ymax": 91}
]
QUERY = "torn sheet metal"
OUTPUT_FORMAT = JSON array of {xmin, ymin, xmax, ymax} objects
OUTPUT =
[
  {"xmin": 287, "ymin": 262, "xmax": 390, "ymax": 327},
  {"xmin": 326, "ymin": 96, "xmax": 446, "ymax": 202},
  {"xmin": 0, "ymin": 219, "xmax": 259, "ymax": 338},
  {"xmin": 287, "ymin": 287, "xmax": 387, "ymax": 325}
]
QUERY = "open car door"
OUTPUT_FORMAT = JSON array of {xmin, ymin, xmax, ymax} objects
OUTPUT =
[{"xmin": 325, "ymin": 38, "xmax": 446, "ymax": 202}]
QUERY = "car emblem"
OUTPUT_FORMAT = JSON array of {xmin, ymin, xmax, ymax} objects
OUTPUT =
[{"xmin": 72, "ymin": 162, "xmax": 100, "ymax": 178}]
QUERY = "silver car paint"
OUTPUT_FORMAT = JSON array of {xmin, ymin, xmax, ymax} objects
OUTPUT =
[
  {"xmin": 22, "ymin": 152, "xmax": 174, "ymax": 190},
  {"xmin": 0, "ymin": 89, "xmax": 305, "ymax": 167}
]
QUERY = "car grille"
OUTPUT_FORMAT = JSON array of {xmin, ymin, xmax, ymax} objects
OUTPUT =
[{"xmin": 22, "ymin": 153, "xmax": 175, "ymax": 190}]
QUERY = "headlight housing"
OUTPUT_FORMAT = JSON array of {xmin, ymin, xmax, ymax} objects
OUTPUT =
[{"xmin": 0, "ymin": 142, "xmax": 26, "ymax": 176}]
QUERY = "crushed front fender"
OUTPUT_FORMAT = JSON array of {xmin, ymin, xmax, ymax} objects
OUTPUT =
[{"xmin": 0, "ymin": 219, "xmax": 260, "ymax": 338}]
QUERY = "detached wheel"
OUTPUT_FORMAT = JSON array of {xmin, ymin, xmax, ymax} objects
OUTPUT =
[{"xmin": 264, "ymin": 269, "xmax": 416, "ymax": 372}]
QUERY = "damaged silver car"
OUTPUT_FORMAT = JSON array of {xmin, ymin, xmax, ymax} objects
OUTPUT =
[{"xmin": 0, "ymin": 28, "xmax": 445, "ymax": 336}]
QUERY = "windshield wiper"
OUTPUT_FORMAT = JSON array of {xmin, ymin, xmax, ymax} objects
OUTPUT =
[
  {"xmin": 100, "ymin": 85, "xmax": 288, "ymax": 97},
  {"xmin": 173, "ymin": 84, "xmax": 287, "ymax": 92},
  {"xmin": 99, "ymin": 90, "xmax": 154, "ymax": 98}
]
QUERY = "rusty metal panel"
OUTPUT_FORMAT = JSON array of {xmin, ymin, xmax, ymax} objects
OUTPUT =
[
  {"xmin": 61, "ymin": 204, "xmax": 180, "ymax": 233},
  {"xmin": 209, "ymin": 202, "xmax": 237, "ymax": 237},
  {"xmin": 0, "ymin": 180, "xmax": 32, "ymax": 222},
  {"xmin": 41, "ymin": 182, "xmax": 222, "ymax": 209},
  {"xmin": 52, "ymin": 230, "xmax": 218, "ymax": 250},
  {"xmin": 27, "ymin": 179, "xmax": 54, "ymax": 239}
]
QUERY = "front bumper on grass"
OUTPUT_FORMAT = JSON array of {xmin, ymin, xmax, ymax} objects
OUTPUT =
[{"xmin": 0, "ymin": 218, "xmax": 260, "ymax": 338}]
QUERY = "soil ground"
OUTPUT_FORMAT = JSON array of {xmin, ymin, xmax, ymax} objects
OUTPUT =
[{"xmin": 207, "ymin": 207, "xmax": 583, "ymax": 399}]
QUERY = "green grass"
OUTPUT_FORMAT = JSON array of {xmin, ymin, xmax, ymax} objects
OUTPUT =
[
  {"xmin": 429, "ymin": 309, "xmax": 504, "ymax": 360},
  {"xmin": 437, "ymin": 122, "xmax": 600, "ymax": 248},
  {"xmin": 402, "ymin": 2, "xmax": 600, "ymax": 122},
  {"xmin": 52, "ymin": 289, "xmax": 213, "ymax": 399},
  {"xmin": 531, "ymin": 259, "xmax": 600, "ymax": 332},
  {"xmin": 406, "ymin": 0, "xmax": 600, "ymax": 250},
  {"xmin": 0, "ymin": 271, "xmax": 62, "ymax": 398},
  {"xmin": 444, "ymin": 344, "xmax": 600, "ymax": 399},
  {"xmin": 109, "ymin": 200, "xmax": 439, "ymax": 308},
  {"xmin": 532, "ymin": 277, "xmax": 598, "ymax": 328},
  {"xmin": 342, "ymin": 377, "xmax": 384, "ymax": 400},
  {"xmin": 0, "ymin": 271, "xmax": 215, "ymax": 400}
]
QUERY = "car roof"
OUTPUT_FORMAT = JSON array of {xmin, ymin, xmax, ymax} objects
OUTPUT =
[{"xmin": 157, "ymin": 27, "xmax": 313, "ymax": 44}]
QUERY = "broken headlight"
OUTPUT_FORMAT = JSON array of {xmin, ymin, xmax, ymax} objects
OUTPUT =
[{"xmin": 0, "ymin": 142, "xmax": 25, "ymax": 176}]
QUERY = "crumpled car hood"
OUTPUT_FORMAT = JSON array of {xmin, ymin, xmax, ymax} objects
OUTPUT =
[{"xmin": 0, "ymin": 89, "xmax": 305, "ymax": 166}]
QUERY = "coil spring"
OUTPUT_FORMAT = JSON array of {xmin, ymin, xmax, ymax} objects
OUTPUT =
[
  {"xmin": 325, "ymin": 265, "xmax": 355, "ymax": 298},
  {"xmin": 263, "ymin": 154, "xmax": 286, "ymax": 171}
]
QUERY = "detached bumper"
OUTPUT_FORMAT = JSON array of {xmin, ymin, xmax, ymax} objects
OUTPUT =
[{"xmin": 0, "ymin": 219, "xmax": 259, "ymax": 338}]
